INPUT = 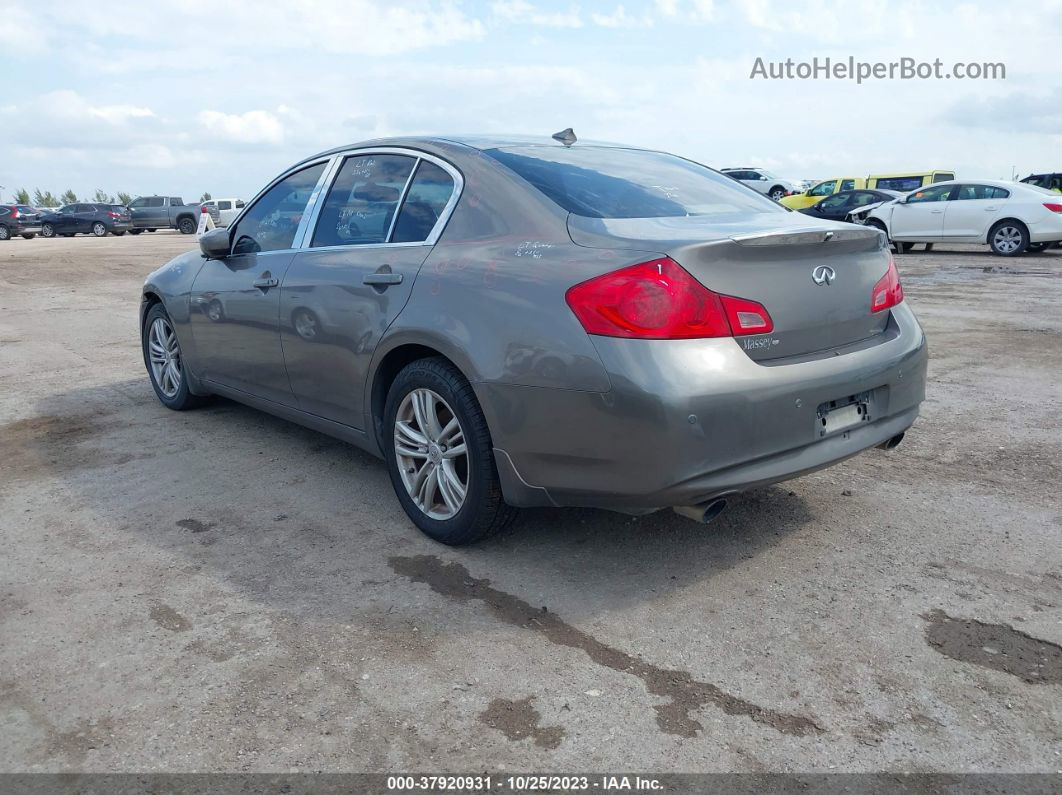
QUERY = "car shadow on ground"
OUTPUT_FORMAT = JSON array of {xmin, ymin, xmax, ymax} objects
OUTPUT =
[{"xmin": 23, "ymin": 379, "xmax": 815, "ymax": 622}]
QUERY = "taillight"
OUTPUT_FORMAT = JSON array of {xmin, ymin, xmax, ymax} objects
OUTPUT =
[
  {"xmin": 108, "ymin": 211, "xmax": 121, "ymax": 219},
  {"xmin": 1044, "ymin": 203, "xmax": 1062, "ymax": 213},
  {"xmin": 564, "ymin": 257, "xmax": 773, "ymax": 339},
  {"xmin": 871, "ymin": 255, "xmax": 903, "ymax": 313}
]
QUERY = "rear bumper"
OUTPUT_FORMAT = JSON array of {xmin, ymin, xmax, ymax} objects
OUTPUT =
[
  {"xmin": 480, "ymin": 303, "xmax": 928, "ymax": 510},
  {"xmin": 110, "ymin": 221, "xmax": 133, "ymax": 232},
  {"xmin": 15, "ymin": 224, "xmax": 42, "ymax": 235}
]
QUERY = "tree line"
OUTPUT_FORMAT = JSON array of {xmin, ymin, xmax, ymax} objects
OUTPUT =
[{"xmin": 8, "ymin": 189, "xmax": 213, "ymax": 207}]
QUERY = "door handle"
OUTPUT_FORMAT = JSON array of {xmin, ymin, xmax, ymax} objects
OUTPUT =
[
  {"xmin": 363, "ymin": 273, "xmax": 403, "ymax": 286},
  {"xmin": 984, "ymin": 206, "xmax": 998, "ymax": 211},
  {"xmin": 931, "ymin": 209, "xmax": 944, "ymax": 214},
  {"xmin": 253, "ymin": 276, "xmax": 279, "ymax": 289}
]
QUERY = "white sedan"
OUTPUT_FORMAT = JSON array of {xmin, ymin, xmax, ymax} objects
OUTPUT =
[{"xmin": 851, "ymin": 180, "xmax": 1062, "ymax": 256}]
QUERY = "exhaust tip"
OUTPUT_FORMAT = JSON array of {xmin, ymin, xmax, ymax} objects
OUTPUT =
[
  {"xmin": 673, "ymin": 497, "xmax": 729, "ymax": 524},
  {"xmin": 877, "ymin": 432, "xmax": 905, "ymax": 450}
]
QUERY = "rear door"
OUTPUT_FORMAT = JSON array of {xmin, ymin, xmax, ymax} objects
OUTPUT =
[
  {"xmin": 943, "ymin": 184, "xmax": 1009, "ymax": 239},
  {"xmin": 281, "ymin": 151, "xmax": 459, "ymax": 428},
  {"xmin": 888, "ymin": 183, "xmax": 955, "ymax": 239},
  {"xmin": 188, "ymin": 161, "xmax": 329, "ymax": 405},
  {"xmin": 73, "ymin": 204, "xmax": 96, "ymax": 233}
]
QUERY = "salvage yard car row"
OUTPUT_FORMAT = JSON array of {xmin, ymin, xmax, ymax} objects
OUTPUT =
[{"xmin": 0, "ymin": 195, "xmax": 225, "ymax": 240}]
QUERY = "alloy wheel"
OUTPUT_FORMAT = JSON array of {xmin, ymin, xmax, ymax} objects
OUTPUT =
[
  {"xmin": 394, "ymin": 388, "xmax": 468, "ymax": 520},
  {"xmin": 147, "ymin": 317, "xmax": 182, "ymax": 398},
  {"xmin": 993, "ymin": 226, "xmax": 1022, "ymax": 254},
  {"xmin": 92, "ymin": 222, "xmax": 107, "ymax": 237},
  {"xmin": 41, "ymin": 224, "xmax": 54, "ymax": 238},
  {"xmin": 0, "ymin": 226, "xmax": 9, "ymax": 240}
]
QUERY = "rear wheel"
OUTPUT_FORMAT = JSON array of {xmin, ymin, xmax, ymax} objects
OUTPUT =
[
  {"xmin": 384, "ymin": 357, "xmax": 517, "ymax": 545},
  {"xmin": 41, "ymin": 223, "xmax": 55, "ymax": 238},
  {"xmin": 768, "ymin": 186, "xmax": 787, "ymax": 201},
  {"xmin": 91, "ymin": 222, "xmax": 107, "ymax": 237},
  {"xmin": 142, "ymin": 303, "xmax": 210, "ymax": 411},
  {"xmin": 177, "ymin": 217, "xmax": 196, "ymax": 235},
  {"xmin": 989, "ymin": 220, "xmax": 1028, "ymax": 256},
  {"xmin": 0, "ymin": 225, "xmax": 10, "ymax": 241}
]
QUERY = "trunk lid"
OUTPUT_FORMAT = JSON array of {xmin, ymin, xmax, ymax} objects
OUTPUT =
[{"xmin": 567, "ymin": 213, "xmax": 893, "ymax": 362}]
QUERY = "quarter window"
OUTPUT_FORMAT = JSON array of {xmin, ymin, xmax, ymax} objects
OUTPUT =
[
  {"xmin": 231, "ymin": 162, "xmax": 326, "ymax": 255},
  {"xmin": 391, "ymin": 161, "xmax": 456, "ymax": 243},
  {"xmin": 310, "ymin": 154, "xmax": 416, "ymax": 247}
]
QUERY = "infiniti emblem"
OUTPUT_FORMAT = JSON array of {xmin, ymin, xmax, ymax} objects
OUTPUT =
[{"xmin": 812, "ymin": 265, "xmax": 836, "ymax": 286}]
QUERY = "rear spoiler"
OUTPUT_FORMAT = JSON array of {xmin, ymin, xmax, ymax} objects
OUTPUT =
[{"xmin": 730, "ymin": 227, "xmax": 881, "ymax": 247}]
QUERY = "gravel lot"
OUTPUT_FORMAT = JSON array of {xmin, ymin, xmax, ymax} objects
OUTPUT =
[{"xmin": 0, "ymin": 231, "xmax": 1059, "ymax": 773}]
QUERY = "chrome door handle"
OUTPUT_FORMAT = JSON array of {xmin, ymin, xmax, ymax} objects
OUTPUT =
[
  {"xmin": 931, "ymin": 209, "xmax": 944, "ymax": 213},
  {"xmin": 253, "ymin": 276, "xmax": 278, "ymax": 289},
  {"xmin": 363, "ymin": 273, "xmax": 403, "ymax": 286}
]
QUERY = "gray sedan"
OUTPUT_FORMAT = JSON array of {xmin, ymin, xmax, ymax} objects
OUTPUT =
[{"xmin": 141, "ymin": 135, "xmax": 927, "ymax": 545}]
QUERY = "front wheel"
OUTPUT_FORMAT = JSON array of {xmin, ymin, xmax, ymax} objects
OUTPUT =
[
  {"xmin": 142, "ymin": 304, "xmax": 210, "ymax": 411},
  {"xmin": 41, "ymin": 223, "xmax": 55, "ymax": 238},
  {"xmin": 769, "ymin": 186, "xmax": 787, "ymax": 201},
  {"xmin": 177, "ymin": 217, "xmax": 196, "ymax": 235},
  {"xmin": 91, "ymin": 222, "xmax": 107, "ymax": 237},
  {"xmin": 989, "ymin": 221, "xmax": 1028, "ymax": 256},
  {"xmin": 384, "ymin": 357, "xmax": 517, "ymax": 545}
]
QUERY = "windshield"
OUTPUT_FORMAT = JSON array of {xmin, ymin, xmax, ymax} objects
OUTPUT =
[{"xmin": 485, "ymin": 146, "xmax": 783, "ymax": 219}]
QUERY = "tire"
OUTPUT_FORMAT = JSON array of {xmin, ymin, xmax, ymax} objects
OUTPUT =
[
  {"xmin": 924, "ymin": 243, "xmax": 934, "ymax": 251},
  {"xmin": 129, "ymin": 229, "xmax": 143, "ymax": 235},
  {"xmin": 91, "ymin": 222, "xmax": 107, "ymax": 237},
  {"xmin": 895, "ymin": 242, "xmax": 915, "ymax": 253},
  {"xmin": 142, "ymin": 303, "xmax": 210, "ymax": 411},
  {"xmin": 768, "ymin": 186, "xmax": 787, "ymax": 201},
  {"xmin": 177, "ymin": 217, "xmax": 196, "ymax": 235},
  {"xmin": 865, "ymin": 218, "xmax": 888, "ymax": 237},
  {"xmin": 21, "ymin": 233, "xmax": 36, "ymax": 240},
  {"xmin": 112, "ymin": 231, "xmax": 126, "ymax": 237},
  {"xmin": 988, "ymin": 220, "xmax": 1028, "ymax": 256},
  {"xmin": 384, "ymin": 357, "xmax": 517, "ymax": 545},
  {"xmin": 41, "ymin": 223, "xmax": 55, "ymax": 238},
  {"xmin": 0, "ymin": 225, "xmax": 10, "ymax": 241},
  {"xmin": 147, "ymin": 228, "xmax": 157, "ymax": 233}
]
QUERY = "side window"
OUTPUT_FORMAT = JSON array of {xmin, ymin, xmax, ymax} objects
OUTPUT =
[
  {"xmin": 1050, "ymin": 176, "xmax": 1062, "ymax": 192},
  {"xmin": 933, "ymin": 173, "xmax": 955, "ymax": 183},
  {"xmin": 146, "ymin": 197, "xmax": 165, "ymax": 208},
  {"xmin": 391, "ymin": 161, "xmax": 456, "ymax": 243},
  {"xmin": 906, "ymin": 185, "xmax": 954, "ymax": 203},
  {"xmin": 232, "ymin": 162, "xmax": 327, "ymax": 255},
  {"xmin": 851, "ymin": 192, "xmax": 881, "ymax": 207},
  {"xmin": 818, "ymin": 193, "xmax": 848, "ymax": 210},
  {"xmin": 955, "ymin": 185, "xmax": 1009, "ymax": 201},
  {"xmin": 839, "ymin": 179, "xmax": 856, "ymax": 191},
  {"xmin": 129, "ymin": 197, "xmax": 145, "ymax": 208},
  {"xmin": 877, "ymin": 176, "xmax": 924, "ymax": 191},
  {"xmin": 217, "ymin": 200, "xmax": 232, "ymax": 210},
  {"xmin": 310, "ymin": 154, "xmax": 416, "ymax": 247},
  {"xmin": 235, "ymin": 200, "xmax": 246, "ymax": 208},
  {"xmin": 808, "ymin": 180, "xmax": 837, "ymax": 197},
  {"xmin": 171, "ymin": 198, "xmax": 184, "ymax": 206}
]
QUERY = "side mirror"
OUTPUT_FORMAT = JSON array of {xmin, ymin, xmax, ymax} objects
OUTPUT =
[{"xmin": 199, "ymin": 227, "xmax": 230, "ymax": 258}]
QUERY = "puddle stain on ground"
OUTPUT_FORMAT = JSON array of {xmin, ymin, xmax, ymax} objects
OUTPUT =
[
  {"xmin": 176, "ymin": 518, "xmax": 216, "ymax": 533},
  {"xmin": 478, "ymin": 696, "xmax": 564, "ymax": 750},
  {"xmin": 148, "ymin": 601, "xmax": 192, "ymax": 633},
  {"xmin": 923, "ymin": 609, "xmax": 1062, "ymax": 685},
  {"xmin": 389, "ymin": 555, "xmax": 823, "ymax": 738}
]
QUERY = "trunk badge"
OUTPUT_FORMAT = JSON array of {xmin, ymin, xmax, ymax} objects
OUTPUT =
[{"xmin": 812, "ymin": 265, "xmax": 836, "ymax": 285}]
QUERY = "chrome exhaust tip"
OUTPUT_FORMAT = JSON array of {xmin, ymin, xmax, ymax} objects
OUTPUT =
[
  {"xmin": 673, "ymin": 497, "xmax": 729, "ymax": 524},
  {"xmin": 877, "ymin": 432, "xmax": 905, "ymax": 451}
]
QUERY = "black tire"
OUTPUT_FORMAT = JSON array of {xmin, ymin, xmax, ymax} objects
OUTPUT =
[
  {"xmin": 768, "ymin": 186, "xmax": 787, "ymax": 201},
  {"xmin": 61, "ymin": 233, "xmax": 75, "ymax": 238},
  {"xmin": 988, "ymin": 220, "xmax": 1028, "ymax": 257},
  {"xmin": 21, "ymin": 233, "xmax": 36, "ymax": 240},
  {"xmin": 383, "ymin": 357, "xmax": 517, "ymax": 545},
  {"xmin": 865, "ymin": 218, "xmax": 888, "ymax": 237},
  {"xmin": 924, "ymin": 243, "xmax": 934, "ymax": 251},
  {"xmin": 41, "ymin": 223, "xmax": 55, "ymax": 238},
  {"xmin": 895, "ymin": 241, "xmax": 915, "ymax": 253},
  {"xmin": 112, "ymin": 231, "xmax": 126, "ymax": 237},
  {"xmin": 91, "ymin": 222, "xmax": 107, "ymax": 237},
  {"xmin": 141, "ymin": 303, "xmax": 211, "ymax": 411},
  {"xmin": 147, "ymin": 228, "xmax": 157, "ymax": 232},
  {"xmin": 177, "ymin": 217, "xmax": 196, "ymax": 235},
  {"xmin": 0, "ymin": 225, "xmax": 10, "ymax": 241},
  {"xmin": 129, "ymin": 229, "xmax": 143, "ymax": 235}
]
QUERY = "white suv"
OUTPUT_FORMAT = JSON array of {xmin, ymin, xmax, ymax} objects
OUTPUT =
[{"xmin": 721, "ymin": 168, "xmax": 799, "ymax": 201}]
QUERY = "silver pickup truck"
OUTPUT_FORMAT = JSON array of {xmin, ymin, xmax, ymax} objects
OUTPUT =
[{"xmin": 127, "ymin": 196, "xmax": 220, "ymax": 235}]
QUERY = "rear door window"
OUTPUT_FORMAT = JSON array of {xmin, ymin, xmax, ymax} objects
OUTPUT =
[
  {"xmin": 391, "ymin": 161, "xmax": 455, "ymax": 243},
  {"xmin": 485, "ymin": 147, "xmax": 780, "ymax": 218},
  {"xmin": 955, "ymin": 185, "xmax": 1009, "ymax": 200},
  {"xmin": 310, "ymin": 154, "xmax": 416, "ymax": 247}
]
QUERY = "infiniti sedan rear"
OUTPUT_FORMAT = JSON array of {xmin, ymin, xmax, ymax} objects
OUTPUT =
[{"xmin": 141, "ymin": 135, "xmax": 927, "ymax": 545}]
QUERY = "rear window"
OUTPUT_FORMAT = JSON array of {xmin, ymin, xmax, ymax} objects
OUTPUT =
[
  {"xmin": 485, "ymin": 146, "xmax": 781, "ymax": 219},
  {"xmin": 876, "ymin": 176, "xmax": 925, "ymax": 191}
]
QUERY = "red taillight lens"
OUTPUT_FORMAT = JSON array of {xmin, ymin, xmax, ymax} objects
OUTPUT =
[
  {"xmin": 871, "ymin": 255, "xmax": 904, "ymax": 313},
  {"xmin": 108, "ymin": 211, "xmax": 121, "ymax": 219},
  {"xmin": 1043, "ymin": 203, "xmax": 1062, "ymax": 213},
  {"xmin": 565, "ymin": 257, "xmax": 772, "ymax": 339}
]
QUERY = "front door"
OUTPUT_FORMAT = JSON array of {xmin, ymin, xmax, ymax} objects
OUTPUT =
[
  {"xmin": 281, "ymin": 153, "xmax": 458, "ymax": 429},
  {"xmin": 188, "ymin": 161, "xmax": 328, "ymax": 405},
  {"xmin": 889, "ymin": 183, "xmax": 956, "ymax": 239}
]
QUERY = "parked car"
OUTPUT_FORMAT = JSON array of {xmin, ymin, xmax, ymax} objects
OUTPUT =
[
  {"xmin": 140, "ymin": 135, "xmax": 927, "ymax": 545},
  {"xmin": 199, "ymin": 198, "xmax": 246, "ymax": 227},
  {"xmin": 40, "ymin": 204, "xmax": 133, "ymax": 237},
  {"xmin": 127, "ymin": 196, "xmax": 220, "ymax": 235},
  {"xmin": 851, "ymin": 180, "xmax": 1062, "ymax": 256},
  {"xmin": 1020, "ymin": 173, "xmax": 1062, "ymax": 194},
  {"xmin": 0, "ymin": 205, "xmax": 43, "ymax": 240},
  {"xmin": 799, "ymin": 189, "xmax": 902, "ymax": 223},
  {"xmin": 721, "ymin": 168, "xmax": 801, "ymax": 200},
  {"xmin": 781, "ymin": 171, "xmax": 955, "ymax": 210}
]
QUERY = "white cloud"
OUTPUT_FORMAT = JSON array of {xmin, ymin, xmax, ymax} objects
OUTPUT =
[
  {"xmin": 197, "ymin": 110, "xmax": 287, "ymax": 146},
  {"xmin": 492, "ymin": 1, "xmax": 584, "ymax": 28},
  {"xmin": 591, "ymin": 5, "xmax": 655, "ymax": 28}
]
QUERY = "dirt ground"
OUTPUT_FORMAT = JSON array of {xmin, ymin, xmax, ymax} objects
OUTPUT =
[{"xmin": 0, "ymin": 231, "xmax": 1059, "ymax": 773}]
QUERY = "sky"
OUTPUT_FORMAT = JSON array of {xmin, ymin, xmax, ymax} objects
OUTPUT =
[{"xmin": 1, "ymin": 0, "xmax": 1059, "ymax": 203}]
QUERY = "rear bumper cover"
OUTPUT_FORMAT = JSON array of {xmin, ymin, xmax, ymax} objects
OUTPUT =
[{"xmin": 479, "ymin": 303, "xmax": 928, "ymax": 510}]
